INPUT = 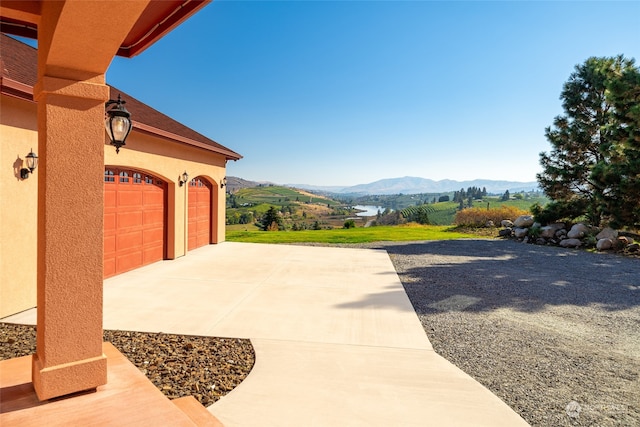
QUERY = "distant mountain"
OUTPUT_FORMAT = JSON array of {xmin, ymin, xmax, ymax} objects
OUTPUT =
[
  {"xmin": 286, "ymin": 183, "xmax": 348, "ymax": 193},
  {"xmin": 290, "ymin": 176, "xmax": 539, "ymax": 195}
]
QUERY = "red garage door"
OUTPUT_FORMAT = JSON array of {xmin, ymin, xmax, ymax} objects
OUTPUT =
[
  {"xmin": 104, "ymin": 168, "xmax": 167, "ymax": 278},
  {"xmin": 188, "ymin": 177, "xmax": 212, "ymax": 251}
]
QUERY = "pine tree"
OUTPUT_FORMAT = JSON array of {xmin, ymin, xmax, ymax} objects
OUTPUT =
[
  {"xmin": 260, "ymin": 206, "xmax": 283, "ymax": 231},
  {"xmin": 537, "ymin": 55, "xmax": 640, "ymax": 227}
]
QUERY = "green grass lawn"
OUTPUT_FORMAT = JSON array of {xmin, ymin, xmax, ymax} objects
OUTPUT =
[{"xmin": 226, "ymin": 224, "xmax": 478, "ymax": 244}]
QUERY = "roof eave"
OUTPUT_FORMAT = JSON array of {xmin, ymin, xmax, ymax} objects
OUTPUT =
[
  {"xmin": 0, "ymin": 0, "xmax": 211, "ymax": 58},
  {"xmin": 133, "ymin": 122, "xmax": 243, "ymax": 161},
  {"xmin": 0, "ymin": 82, "xmax": 243, "ymax": 161},
  {"xmin": 0, "ymin": 76, "xmax": 34, "ymax": 99}
]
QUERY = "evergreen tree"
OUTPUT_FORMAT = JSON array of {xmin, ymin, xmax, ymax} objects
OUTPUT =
[
  {"xmin": 260, "ymin": 206, "xmax": 283, "ymax": 231},
  {"xmin": 537, "ymin": 55, "xmax": 640, "ymax": 226},
  {"xmin": 593, "ymin": 61, "xmax": 640, "ymax": 227}
]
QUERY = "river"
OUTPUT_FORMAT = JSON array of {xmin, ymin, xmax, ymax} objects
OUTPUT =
[{"xmin": 353, "ymin": 205, "xmax": 385, "ymax": 217}]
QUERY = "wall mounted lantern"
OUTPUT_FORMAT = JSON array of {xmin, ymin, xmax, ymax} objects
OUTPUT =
[
  {"xmin": 220, "ymin": 177, "xmax": 227, "ymax": 188},
  {"xmin": 105, "ymin": 94, "xmax": 132, "ymax": 154},
  {"xmin": 20, "ymin": 149, "xmax": 38, "ymax": 179},
  {"xmin": 179, "ymin": 171, "xmax": 189, "ymax": 187}
]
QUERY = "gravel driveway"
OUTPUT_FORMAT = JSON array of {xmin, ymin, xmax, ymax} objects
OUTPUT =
[{"xmin": 366, "ymin": 239, "xmax": 639, "ymax": 427}]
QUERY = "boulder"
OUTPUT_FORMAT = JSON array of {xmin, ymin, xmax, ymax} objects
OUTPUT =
[
  {"xmin": 596, "ymin": 238, "xmax": 613, "ymax": 251},
  {"xmin": 559, "ymin": 238, "xmax": 582, "ymax": 248},
  {"xmin": 514, "ymin": 215, "xmax": 534, "ymax": 228},
  {"xmin": 596, "ymin": 227, "xmax": 618, "ymax": 240},
  {"xmin": 618, "ymin": 236, "xmax": 634, "ymax": 245},
  {"xmin": 535, "ymin": 238, "xmax": 546, "ymax": 245},
  {"xmin": 540, "ymin": 223, "xmax": 566, "ymax": 238},
  {"xmin": 567, "ymin": 223, "xmax": 589, "ymax": 239},
  {"xmin": 514, "ymin": 227, "xmax": 528, "ymax": 238},
  {"xmin": 498, "ymin": 228, "xmax": 513, "ymax": 237},
  {"xmin": 627, "ymin": 243, "xmax": 640, "ymax": 253},
  {"xmin": 501, "ymin": 220, "xmax": 514, "ymax": 228},
  {"xmin": 485, "ymin": 220, "xmax": 495, "ymax": 228},
  {"xmin": 556, "ymin": 229, "xmax": 567, "ymax": 238}
]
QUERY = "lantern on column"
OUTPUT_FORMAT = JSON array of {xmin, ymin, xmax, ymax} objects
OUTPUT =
[{"xmin": 105, "ymin": 94, "xmax": 132, "ymax": 153}]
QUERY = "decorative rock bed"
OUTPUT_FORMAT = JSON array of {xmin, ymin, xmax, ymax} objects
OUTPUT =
[
  {"xmin": 0, "ymin": 323, "xmax": 255, "ymax": 407},
  {"xmin": 496, "ymin": 215, "xmax": 640, "ymax": 255}
]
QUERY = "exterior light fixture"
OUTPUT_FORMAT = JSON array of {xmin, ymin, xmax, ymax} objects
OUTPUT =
[
  {"xmin": 20, "ymin": 149, "xmax": 38, "ymax": 179},
  {"xmin": 179, "ymin": 171, "xmax": 189, "ymax": 187},
  {"xmin": 105, "ymin": 94, "xmax": 132, "ymax": 154},
  {"xmin": 220, "ymin": 177, "xmax": 227, "ymax": 188}
]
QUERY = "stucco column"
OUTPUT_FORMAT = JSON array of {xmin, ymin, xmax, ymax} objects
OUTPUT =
[
  {"xmin": 29, "ymin": 0, "xmax": 151, "ymax": 401},
  {"xmin": 31, "ymin": 76, "xmax": 110, "ymax": 400}
]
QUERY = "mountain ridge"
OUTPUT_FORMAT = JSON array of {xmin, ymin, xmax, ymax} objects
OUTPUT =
[
  {"xmin": 226, "ymin": 176, "xmax": 539, "ymax": 195},
  {"xmin": 287, "ymin": 176, "xmax": 539, "ymax": 195}
]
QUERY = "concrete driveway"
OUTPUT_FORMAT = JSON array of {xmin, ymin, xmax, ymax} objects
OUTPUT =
[{"xmin": 3, "ymin": 242, "xmax": 528, "ymax": 426}]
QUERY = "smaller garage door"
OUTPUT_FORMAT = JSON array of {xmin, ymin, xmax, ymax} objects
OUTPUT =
[
  {"xmin": 188, "ymin": 177, "xmax": 212, "ymax": 250},
  {"xmin": 104, "ymin": 168, "xmax": 167, "ymax": 278}
]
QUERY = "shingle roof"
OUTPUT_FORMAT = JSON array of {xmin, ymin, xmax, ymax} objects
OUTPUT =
[{"xmin": 0, "ymin": 34, "xmax": 242, "ymax": 160}]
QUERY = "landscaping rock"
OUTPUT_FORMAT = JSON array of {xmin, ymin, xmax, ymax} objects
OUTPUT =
[
  {"xmin": 514, "ymin": 215, "xmax": 534, "ymax": 228},
  {"xmin": 485, "ymin": 220, "xmax": 495, "ymax": 228},
  {"xmin": 596, "ymin": 227, "xmax": 618, "ymax": 240},
  {"xmin": 540, "ymin": 223, "xmax": 565, "ymax": 238},
  {"xmin": 627, "ymin": 243, "xmax": 640, "ymax": 253},
  {"xmin": 559, "ymin": 238, "xmax": 582, "ymax": 248},
  {"xmin": 498, "ymin": 228, "xmax": 513, "ymax": 237},
  {"xmin": 501, "ymin": 220, "xmax": 514, "ymax": 228},
  {"xmin": 596, "ymin": 238, "xmax": 614, "ymax": 251},
  {"xmin": 540, "ymin": 226, "xmax": 556, "ymax": 238},
  {"xmin": 567, "ymin": 223, "xmax": 589, "ymax": 239},
  {"xmin": 514, "ymin": 227, "xmax": 528, "ymax": 238},
  {"xmin": 618, "ymin": 236, "xmax": 634, "ymax": 246}
]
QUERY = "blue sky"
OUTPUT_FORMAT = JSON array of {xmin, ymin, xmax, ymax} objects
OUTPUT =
[{"xmin": 106, "ymin": 1, "xmax": 640, "ymax": 186}]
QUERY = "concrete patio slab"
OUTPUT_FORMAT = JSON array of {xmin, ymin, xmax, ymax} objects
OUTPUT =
[{"xmin": 2, "ymin": 242, "xmax": 528, "ymax": 426}]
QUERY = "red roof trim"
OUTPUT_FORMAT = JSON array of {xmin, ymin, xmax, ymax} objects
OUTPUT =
[
  {"xmin": 0, "ymin": 76, "xmax": 33, "ymax": 99},
  {"xmin": 118, "ymin": 1, "xmax": 209, "ymax": 58},
  {"xmin": 0, "ymin": 1, "xmax": 210, "ymax": 58}
]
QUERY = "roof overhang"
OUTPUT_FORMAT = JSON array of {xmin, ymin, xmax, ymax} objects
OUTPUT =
[{"xmin": 0, "ymin": 0, "xmax": 210, "ymax": 58}]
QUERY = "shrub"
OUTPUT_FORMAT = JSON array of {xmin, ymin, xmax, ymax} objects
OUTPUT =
[
  {"xmin": 531, "ymin": 200, "xmax": 589, "ymax": 225},
  {"xmin": 454, "ymin": 206, "xmax": 529, "ymax": 227},
  {"xmin": 343, "ymin": 219, "xmax": 356, "ymax": 229}
]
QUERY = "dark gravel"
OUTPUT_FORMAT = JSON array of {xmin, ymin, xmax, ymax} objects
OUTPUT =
[{"xmin": 0, "ymin": 324, "xmax": 254, "ymax": 407}]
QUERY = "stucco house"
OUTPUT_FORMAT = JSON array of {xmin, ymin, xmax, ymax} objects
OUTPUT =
[{"xmin": 1, "ymin": 33, "xmax": 242, "ymax": 319}]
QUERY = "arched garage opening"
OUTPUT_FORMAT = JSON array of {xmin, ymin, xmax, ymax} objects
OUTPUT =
[
  {"xmin": 104, "ymin": 167, "xmax": 167, "ymax": 278},
  {"xmin": 188, "ymin": 176, "xmax": 212, "ymax": 251}
]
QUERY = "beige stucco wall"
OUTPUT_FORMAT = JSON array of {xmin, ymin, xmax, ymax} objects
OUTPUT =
[
  {"xmin": 1, "ymin": 95, "xmax": 229, "ymax": 318},
  {"xmin": 0, "ymin": 95, "xmax": 38, "ymax": 318}
]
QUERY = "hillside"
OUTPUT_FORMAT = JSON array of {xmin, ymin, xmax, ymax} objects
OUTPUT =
[{"xmin": 226, "ymin": 184, "xmax": 547, "ymax": 230}]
